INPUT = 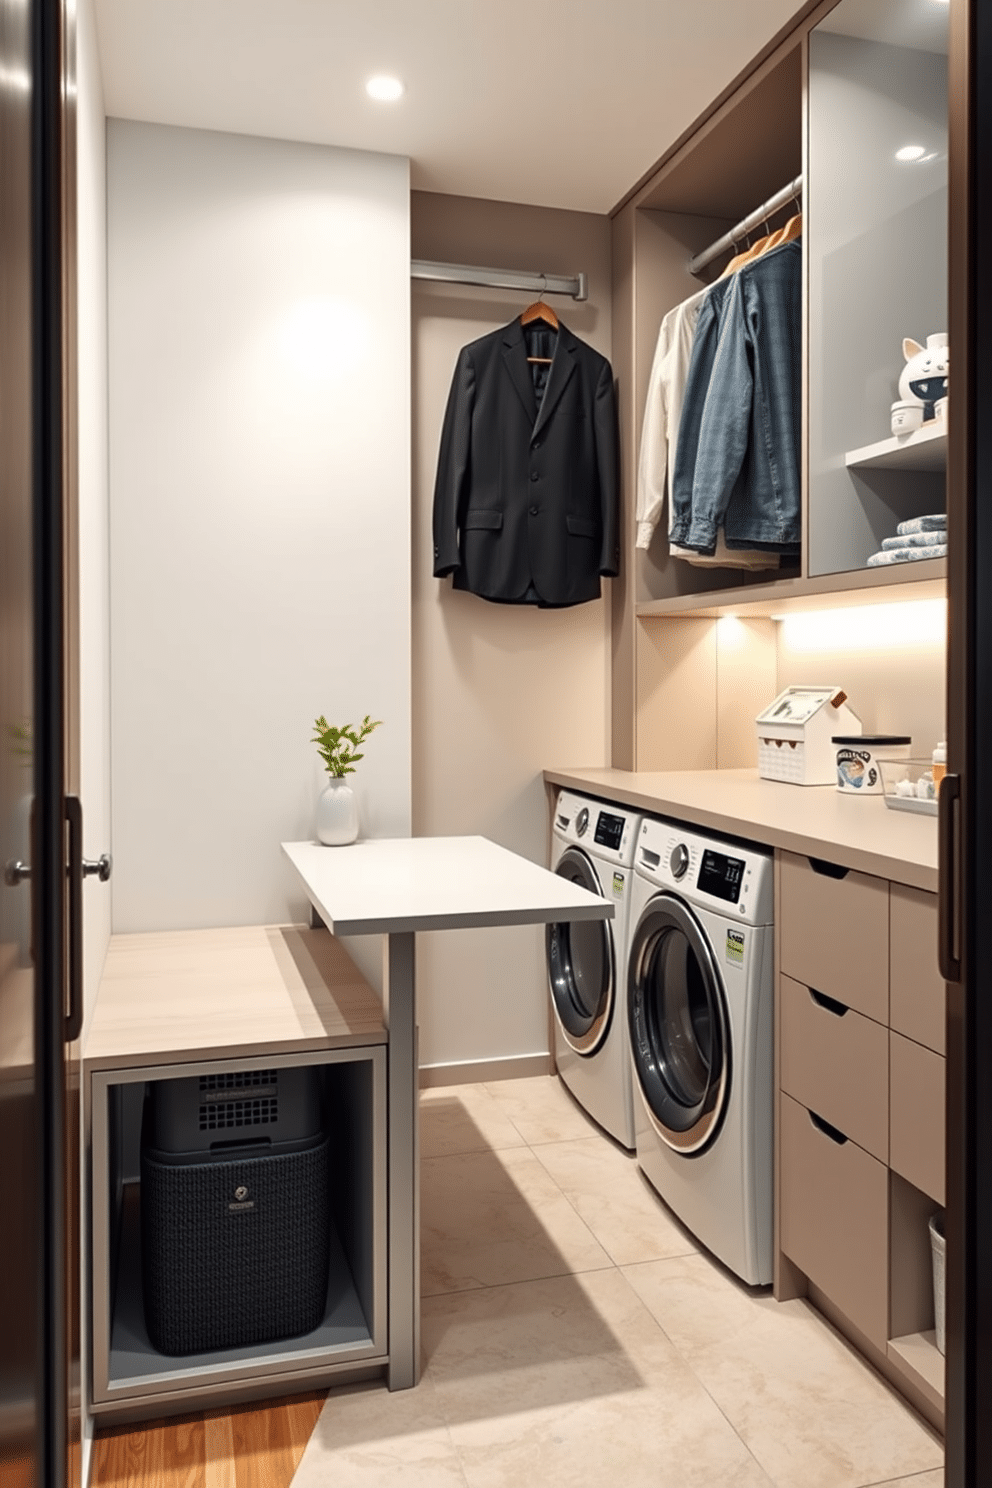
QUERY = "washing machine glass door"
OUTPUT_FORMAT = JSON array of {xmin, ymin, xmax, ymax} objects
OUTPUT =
[
  {"xmin": 547, "ymin": 848, "xmax": 614, "ymax": 1055},
  {"xmin": 628, "ymin": 892, "xmax": 730, "ymax": 1153}
]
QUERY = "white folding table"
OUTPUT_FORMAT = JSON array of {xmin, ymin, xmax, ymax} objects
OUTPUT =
[{"xmin": 281, "ymin": 835, "xmax": 613, "ymax": 1389}]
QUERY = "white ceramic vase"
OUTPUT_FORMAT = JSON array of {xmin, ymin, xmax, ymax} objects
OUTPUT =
[{"xmin": 316, "ymin": 777, "xmax": 359, "ymax": 846}]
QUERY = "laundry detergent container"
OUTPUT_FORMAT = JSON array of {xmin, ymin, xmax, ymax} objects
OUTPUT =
[{"xmin": 140, "ymin": 1065, "xmax": 330, "ymax": 1356}]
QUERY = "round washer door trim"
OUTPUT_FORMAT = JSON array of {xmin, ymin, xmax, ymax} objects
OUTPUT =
[
  {"xmin": 627, "ymin": 891, "xmax": 731, "ymax": 1154},
  {"xmin": 546, "ymin": 846, "xmax": 614, "ymax": 1056}
]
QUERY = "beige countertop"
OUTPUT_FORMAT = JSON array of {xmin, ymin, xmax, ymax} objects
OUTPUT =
[
  {"xmin": 544, "ymin": 767, "xmax": 938, "ymax": 892},
  {"xmin": 83, "ymin": 924, "xmax": 386, "ymax": 1073}
]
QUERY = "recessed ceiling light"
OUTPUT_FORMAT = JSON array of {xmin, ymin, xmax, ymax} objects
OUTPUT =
[
  {"xmin": 366, "ymin": 75, "xmax": 404, "ymax": 102},
  {"xmin": 896, "ymin": 145, "xmax": 927, "ymax": 161}
]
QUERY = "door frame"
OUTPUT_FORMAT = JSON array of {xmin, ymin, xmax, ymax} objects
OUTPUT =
[{"xmin": 944, "ymin": 0, "xmax": 991, "ymax": 1478}]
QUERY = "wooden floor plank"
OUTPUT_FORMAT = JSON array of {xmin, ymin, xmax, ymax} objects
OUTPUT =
[
  {"xmin": 93, "ymin": 1394, "xmax": 325, "ymax": 1488},
  {"xmin": 229, "ymin": 1401, "xmax": 298, "ymax": 1488},
  {"xmin": 16, "ymin": 1388, "xmax": 325, "ymax": 1488},
  {"xmin": 202, "ymin": 1415, "xmax": 236, "ymax": 1488},
  {"xmin": 92, "ymin": 1417, "xmax": 206, "ymax": 1488},
  {"xmin": 284, "ymin": 1398, "xmax": 325, "ymax": 1471}
]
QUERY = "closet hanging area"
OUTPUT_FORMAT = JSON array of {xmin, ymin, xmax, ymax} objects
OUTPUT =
[
  {"xmin": 609, "ymin": 42, "xmax": 804, "ymax": 771},
  {"xmin": 609, "ymin": 4, "xmax": 949, "ymax": 775},
  {"xmin": 612, "ymin": 41, "xmax": 804, "ymax": 622}
]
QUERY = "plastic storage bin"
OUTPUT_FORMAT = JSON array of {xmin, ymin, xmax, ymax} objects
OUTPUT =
[{"xmin": 140, "ymin": 1065, "xmax": 330, "ymax": 1356}]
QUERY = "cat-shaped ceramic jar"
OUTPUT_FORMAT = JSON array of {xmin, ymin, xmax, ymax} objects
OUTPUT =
[{"xmin": 896, "ymin": 332, "xmax": 948, "ymax": 424}]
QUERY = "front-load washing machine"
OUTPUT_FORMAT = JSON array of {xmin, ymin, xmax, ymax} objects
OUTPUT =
[
  {"xmin": 547, "ymin": 790, "xmax": 642, "ymax": 1148},
  {"xmin": 627, "ymin": 816, "xmax": 774, "ymax": 1283}
]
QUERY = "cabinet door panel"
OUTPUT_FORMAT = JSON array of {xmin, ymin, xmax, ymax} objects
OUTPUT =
[
  {"xmin": 780, "ymin": 1093, "xmax": 888, "ymax": 1349},
  {"xmin": 778, "ymin": 852, "xmax": 888, "ymax": 1022},
  {"xmin": 779, "ymin": 974, "xmax": 888, "ymax": 1161},
  {"xmin": 890, "ymin": 885, "xmax": 945, "ymax": 1056},
  {"xmin": 890, "ymin": 1032, "xmax": 945, "ymax": 1205}
]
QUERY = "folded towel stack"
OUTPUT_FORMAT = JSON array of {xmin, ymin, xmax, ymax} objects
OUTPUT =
[
  {"xmin": 866, "ymin": 513, "xmax": 946, "ymax": 567},
  {"xmin": 896, "ymin": 514, "xmax": 947, "ymax": 535}
]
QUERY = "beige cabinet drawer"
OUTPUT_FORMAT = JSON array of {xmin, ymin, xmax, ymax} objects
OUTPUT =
[
  {"xmin": 779, "ymin": 973, "xmax": 888, "ymax": 1162},
  {"xmin": 890, "ymin": 1032, "xmax": 945, "ymax": 1204},
  {"xmin": 890, "ymin": 885, "xmax": 945, "ymax": 1056},
  {"xmin": 778, "ymin": 851, "xmax": 889, "ymax": 1023},
  {"xmin": 780, "ymin": 1092, "xmax": 888, "ymax": 1348}
]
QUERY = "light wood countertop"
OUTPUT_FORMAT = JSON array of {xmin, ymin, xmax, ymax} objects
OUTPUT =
[
  {"xmin": 544, "ymin": 768, "xmax": 938, "ymax": 892},
  {"xmin": 84, "ymin": 924, "xmax": 386, "ymax": 1073}
]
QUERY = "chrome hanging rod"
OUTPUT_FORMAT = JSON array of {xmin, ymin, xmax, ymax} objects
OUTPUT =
[
  {"xmin": 411, "ymin": 258, "xmax": 588, "ymax": 302},
  {"xmin": 688, "ymin": 174, "xmax": 804, "ymax": 277}
]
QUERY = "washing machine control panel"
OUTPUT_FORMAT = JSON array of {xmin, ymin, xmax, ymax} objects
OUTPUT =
[
  {"xmin": 697, "ymin": 848, "xmax": 745, "ymax": 905},
  {"xmin": 594, "ymin": 811, "xmax": 626, "ymax": 851},
  {"xmin": 636, "ymin": 818, "xmax": 774, "ymax": 925},
  {"xmin": 552, "ymin": 791, "xmax": 642, "ymax": 867}
]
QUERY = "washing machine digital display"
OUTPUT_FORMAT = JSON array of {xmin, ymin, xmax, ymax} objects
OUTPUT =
[
  {"xmin": 697, "ymin": 849, "xmax": 744, "ymax": 904},
  {"xmin": 593, "ymin": 812, "xmax": 625, "ymax": 850}
]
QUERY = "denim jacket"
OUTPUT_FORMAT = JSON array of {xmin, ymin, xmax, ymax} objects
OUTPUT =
[{"xmin": 669, "ymin": 240, "xmax": 801, "ymax": 553}]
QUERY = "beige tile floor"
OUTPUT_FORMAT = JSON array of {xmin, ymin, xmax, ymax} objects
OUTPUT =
[{"xmin": 294, "ymin": 1075, "xmax": 944, "ymax": 1488}]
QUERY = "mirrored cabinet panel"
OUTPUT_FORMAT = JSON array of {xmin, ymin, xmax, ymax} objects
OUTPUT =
[{"xmin": 808, "ymin": 0, "xmax": 948, "ymax": 577}]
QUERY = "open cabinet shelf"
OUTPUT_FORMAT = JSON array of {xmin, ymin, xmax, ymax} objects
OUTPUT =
[
  {"xmin": 634, "ymin": 562, "xmax": 946, "ymax": 620},
  {"xmin": 90, "ymin": 1047, "xmax": 388, "ymax": 1420},
  {"xmin": 846, "ymin": 423, "xmax": 947, "ymax": 474},
  {"xmin": 888, "ymin": 1331, "xmax": 945, "ymax": 1407}
]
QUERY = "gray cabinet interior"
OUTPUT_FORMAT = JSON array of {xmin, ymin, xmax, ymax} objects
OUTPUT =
[{"xmin": 90, "ymin": 1046, "xmax": 388, "ymax": 1420}]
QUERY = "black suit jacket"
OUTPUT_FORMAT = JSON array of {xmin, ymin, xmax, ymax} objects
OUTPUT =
[{"xmin": 432, "ymin": 318, "xmax": 620, "ymax": 607}]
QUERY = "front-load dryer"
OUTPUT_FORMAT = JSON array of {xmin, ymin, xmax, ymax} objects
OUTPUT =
[
  {"xmin": 547, "ymin": 790, "xmax": 642, "ymax": 1148},
  {"xmin": 627, "ymin": 816, "xmax": 774, "ymax": 1283}
]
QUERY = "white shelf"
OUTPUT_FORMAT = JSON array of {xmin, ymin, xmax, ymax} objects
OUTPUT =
[
  {"xmin": 845, "ymin": 422, "xmax": 947, "ymax": 473},
  {"xmin": 281, "ymin": 836, "xmax": 614, "ymax": 936}
]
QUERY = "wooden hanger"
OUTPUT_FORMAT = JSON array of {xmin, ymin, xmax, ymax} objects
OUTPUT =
[
  {"xmin": 521, "ymin": 285, "xmax": 559, "ymax": 362},
  {"xmin": 719, "ymin": 212, "xmax": 803, "ymax": 280}
]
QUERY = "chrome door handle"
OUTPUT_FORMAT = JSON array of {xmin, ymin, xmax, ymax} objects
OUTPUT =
[{"xmin": 4, "ymin": 854, "xmax": 110, "ymax": 887}]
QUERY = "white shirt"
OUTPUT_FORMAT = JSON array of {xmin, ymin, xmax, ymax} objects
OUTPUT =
[
  {"xmin": 635, "ymin": 285, "xmax": 779, "ymax": 570},
  {"xmin": 635, "ymin": 289, "xmax": 706, "ymax": 550}
]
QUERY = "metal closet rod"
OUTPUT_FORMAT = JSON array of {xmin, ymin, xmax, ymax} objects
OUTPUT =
[
  {"xmin": 411, "ymin": 258, "xmax": 588, "ymax": 302},
  {"xmin": 688, "ymin": 174, "xmax": 804, "ymax": 276}
]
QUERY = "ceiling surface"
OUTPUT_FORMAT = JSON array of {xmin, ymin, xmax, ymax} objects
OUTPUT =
[{"xmin": 92, "ymin": 0, "xmax": 809, "ymax": 215}]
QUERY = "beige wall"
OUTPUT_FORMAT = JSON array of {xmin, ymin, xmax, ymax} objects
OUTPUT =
[
  {"xmin": 776, "ymin": 629, "xmax": 945, "ymax": 758},
  {"xmin": 411, "ymin": 192, "xmax": 612, "ymax": 1074}
]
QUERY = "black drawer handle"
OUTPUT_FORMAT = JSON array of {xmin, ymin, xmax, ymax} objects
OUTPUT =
[
  {"xmin": 809, "ymin": 988, "xmax": 849, "ymax": 1018},
  {"xmin": 809, "ymin": 1111, "xmax": 849, "ymax": 1145},
  {"xmin": 809, "ymin": 857, "xmax": 850, "ymax": 881}
]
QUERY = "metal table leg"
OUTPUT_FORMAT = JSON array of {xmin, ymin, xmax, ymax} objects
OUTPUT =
[{"xmin": 382, "ymin": 931, "xmax": 419, "ymax": 1389}]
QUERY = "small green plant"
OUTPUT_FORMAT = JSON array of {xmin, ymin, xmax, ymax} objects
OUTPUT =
[{"xmin": 311, "ymin": 714, "xmax": 383, "ymax": 778}]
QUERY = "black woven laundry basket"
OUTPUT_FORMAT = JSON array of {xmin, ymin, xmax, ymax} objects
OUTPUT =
[{"xmin": 140, "ymin": 1066, "xmax": 330, "ymax": 1356}]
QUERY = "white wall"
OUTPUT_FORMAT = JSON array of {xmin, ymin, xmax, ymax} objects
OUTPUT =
[
  {"xmin": 411, "ymin": 193, "xmax": 612, "ymax": 1075},
  {"xmin": 78, "ymin": 0, "xmax": 111, "ymax": 1021},
  {"xmin": 76, "ymin": 4, "xmax": 109, "ymax": 1478},
  {"xmin": 107, "ymin": 123, "xmax": 411, "ymax": 942}
]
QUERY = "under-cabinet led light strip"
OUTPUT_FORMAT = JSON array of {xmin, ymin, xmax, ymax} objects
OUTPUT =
[{"xmin": 769, "ymin": 599, "xmax": 946, "ymax": 652}]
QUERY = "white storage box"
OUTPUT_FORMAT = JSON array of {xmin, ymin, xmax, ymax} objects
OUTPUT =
[{"xmin": 756, "ymin": 686, "xmax": 861, "ymax": 786}]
